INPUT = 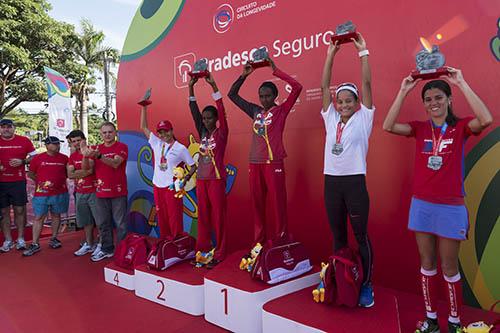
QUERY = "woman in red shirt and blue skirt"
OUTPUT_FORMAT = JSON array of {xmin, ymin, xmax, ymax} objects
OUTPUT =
[{"xmin": 383, "ymin": 68, "xmax": 492, "ymax": 333}]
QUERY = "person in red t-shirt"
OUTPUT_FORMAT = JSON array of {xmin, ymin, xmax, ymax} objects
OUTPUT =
[
  {"xmin": 383, "ymin": 68, "xmax": 493, "ymax": 333},
  {"xmin": 23, "ymin": 136, "xmax": 69, "ymax": 256},
  {"xmin": 228, "ymin": 57, "xmax": 302, "ymax": 252},
  {"xmin": 67, "ymin": 130, "xmax": 99, "ymax": 257},
  {"xmin": 81, "ymin": 122, "xmax": 128, "ymax": 262},
  {"xmin": 188, "ymin": 73, "xmax": 228, "ymax": 267},
  {"xmin": 0, "ymin": 119, "xmax": 36, "ymax": 252}
]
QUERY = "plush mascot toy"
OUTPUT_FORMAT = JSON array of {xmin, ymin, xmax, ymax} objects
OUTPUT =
[
  {"xmin": 463, "ymin": 322, "xmax": 493, "ymax": 333},
  {"xmin": 239, "ymin": 243, "xmax": 263, "ymax": 272},
  {"xmin": 171, "ymin": 167, "xmax": 187, "ymax": 198},
  {"xmin": 312, "ymin": 262, "xmax": 329, "ymax": 303},
  {"xmin": 194, "ymin": 248, "xmax": 215, "ymax": 268}
]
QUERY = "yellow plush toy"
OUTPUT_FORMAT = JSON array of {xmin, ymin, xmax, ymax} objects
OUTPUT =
[
  {"xmin": 239, "ymin": 243, "xmax": 263, "ymax": 272},
  {"xmin": 172, "ymin": 166, "xmax": 187, "ymax": 198},
  {"xmin": 312, "ymin": 262, "xmax": 329, "ymax": 303},
  {"xmin": 194, "ymin": 248, "xmax": 215, "ymax": 268},
  {"xmin": 463, "ymin": 322, "xmax": 493, "ymax": 333}
]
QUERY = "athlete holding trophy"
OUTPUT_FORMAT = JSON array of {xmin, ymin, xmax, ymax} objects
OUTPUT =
[
  {"xmin": 228, "ymin": 49, "xmax": 302, "ymax": 256},
  {"xmin": 188, "ymin": 70, "xmax": 228, "ymax": 268},
  {"xmin": 320, "ymin": 27, "xmax": 375, "ymax": 308},
  {"xmin": 383, "ymin": 63, "xmax": 492, "ymax": 332},
  {"xmin": 139, "ymin": 89, "xmax": 197, "ymax": 240}
]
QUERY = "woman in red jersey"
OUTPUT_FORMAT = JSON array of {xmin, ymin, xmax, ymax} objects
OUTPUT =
[
  {"xmin": 188, "ymin": 73, "xmax": 228, "ymax": 268},
  {"xmin": 383, "ymin": 68, "xmax": 492, "ymax": 333},
  {"xmin": 228, "ymin": 57, "xmax": 302, "ymax": 251}
]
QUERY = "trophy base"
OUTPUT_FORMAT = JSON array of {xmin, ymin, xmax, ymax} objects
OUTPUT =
[
  {"xmin": 188, "ymin": 70, "xmax": 209, "ymax": 79},
  {"xmin": 411, "ymin": 67, "xmax": 448, "ymax": 80},
  {"xmin": 138, "ymin": 100, "xmax": 152, "ymax": 106},
  {"xmin": 248, "ymin": 60, "xmax": 270, "ymax": 69},
  {"xmin": 331, "ymin": 31, "xmax": 358, "ymax": 45}
]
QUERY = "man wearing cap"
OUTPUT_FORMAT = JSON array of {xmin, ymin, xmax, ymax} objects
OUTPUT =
[
  {"xmin": 140, "ymin": 100, "xmax": 196, "ymax": 239},
  {"xmin": 81, "ymin": 122, "xmax": 128, "ymax": 262},
  {"xmin": 23, "ymin": 136, "xmax": 69, "ymax": 256},
  {"xmin": 0, "ymin": 119, "xmax": 37, "ymax": 252}
]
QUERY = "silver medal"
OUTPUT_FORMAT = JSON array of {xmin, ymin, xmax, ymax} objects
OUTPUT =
[
  {"xmin": 332, "ymin": 143, "xmax": 343, "ymax": 155},
  {"xmin": 201, "ymin": 155, "xmax": 211, "ymax": 163},
  {"xmin": 427, "ymin": 155, "xmax": 443, "ymax": 170}
]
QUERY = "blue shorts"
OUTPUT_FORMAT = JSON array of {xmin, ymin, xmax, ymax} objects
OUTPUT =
[
  {"xmin": 408, "ymin": 197, "xmax": 469, "ymax": 240},
  {"xmin": 32, "ymin": 193, "xmax": 70, "ymax": 217}
]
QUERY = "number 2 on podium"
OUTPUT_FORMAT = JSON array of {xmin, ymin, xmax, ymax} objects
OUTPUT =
[
  {"xmin": 221, "ymin": 288, "xmax": 228, "ymax": 315},
  {"xmin": 157, "ymin": 280, "xmax": 166, "ymax": 301}
]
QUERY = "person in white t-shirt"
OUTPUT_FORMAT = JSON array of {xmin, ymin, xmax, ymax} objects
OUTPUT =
[
  {"xmin": 320, "ymin": 33, "xmax": 375, "ymax": 308},
  {"xmin": 140, "ymin": 100, "xmax": 197, "ymax": 239}
]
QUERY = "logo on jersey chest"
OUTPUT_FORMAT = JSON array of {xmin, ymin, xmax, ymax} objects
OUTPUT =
[
  {"xmin": 423, "ymin": 138, "xmax": 454, "ymax": 154},
  {"xmin": 200, "ymin": 136, "xmax": 216, "ymax": 152},
  {"xmin": 253, "ymin": 111, "xmax": 273, "ymax": 136},
  {"xmin": 200, "ymin": 136, "xmax": 216, "ymax": 163},
  {"xmin": 41, "ymin": 161, "xmax": 65, "ymax": 167}
]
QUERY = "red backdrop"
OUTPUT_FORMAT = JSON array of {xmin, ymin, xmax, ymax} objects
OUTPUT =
[{"xmin": 116, "ymin": 0, "xmax": 500, "ymax": 297}]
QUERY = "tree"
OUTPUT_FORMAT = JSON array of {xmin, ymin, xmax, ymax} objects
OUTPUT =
[
  {"xmin": 0, "ymin": 0, "xmax": 80, "ymax": 118},
  {"xmin": 8, "ymin": 108, "xmax": 105, "ymax": 151},
  {"xmin": 7, "ymin": 109, "xmax": 48, "ymax": 149},
  {"xmin": 71, "ymin": 19, "xmax": 119, "ymax": 137}
]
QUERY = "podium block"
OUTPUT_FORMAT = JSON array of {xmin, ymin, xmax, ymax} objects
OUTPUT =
[
  {"xmin": 104, "ymin": 262, "xmax": 135, "ymax": 291},
  {"xmin": 134, "ymin": 262, "xmax": 206, "ymax": 316},
  {"xmin": 262, "ymin": 286, "xmax": 401, "ymax": 333},
  {"xmin": 204, "ymin": 250, "xmax": 319, "ymax": 333}
]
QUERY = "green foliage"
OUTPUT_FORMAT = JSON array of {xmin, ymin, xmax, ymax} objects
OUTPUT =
[
  {"xmin": 7, "ymin": 109, "xmax": 110, "ymax": 150},
  {"xmin": 0, "ymin": 0, "xmax": 83, "ymax": 117},
  {"xmin": 0, "ymin": 1, "xmax": 120, "ymax": 138},
  {"xmin": 87, "ymin": 113, "xmax": 108, "ymax": 145},
  {"xmin": 6, "ymin": 109, "xmax": 48, "ymax": 151},
  {"xmin": 71, "ymin": 19, "xmax": 119, "ymax": 133}
]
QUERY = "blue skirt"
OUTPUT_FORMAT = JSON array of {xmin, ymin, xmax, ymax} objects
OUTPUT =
[{"xmin": 408, "ymin": 197, "xmax": 469, "ymax": 240}]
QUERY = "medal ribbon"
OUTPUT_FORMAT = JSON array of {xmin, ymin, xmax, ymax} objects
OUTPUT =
[
  {"xmin": 160, "ymin": 141, "xmax": 175, "ymax": 164},
  {"xmin": 336, "ymin": 121, "xmax": 345, "ymax": 144},
  {"xmin": 430, "ymin": 121, "xmax": 447, "ymax": 156},
  {"xmin": 253, "ymin": 110, "xmax": 274, "ymax": 162},
  {"xmin": 209, "ymin": 150, "xmax": 221, "ymax": 179},
  {"xmin": 263, "ymin": 124, "xmax": 273, "ymax": 162},
  {"xmin": 202, "ymin": 130, "xmax": 221, "ymax": 180}
]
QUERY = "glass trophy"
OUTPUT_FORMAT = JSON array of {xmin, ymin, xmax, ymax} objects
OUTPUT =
[
  {"xmin": 248, "ymin": 47, "xmax": 270, "ymax": 69},
  {"xmin": 331, "ymin": 21, "xmax": 358, "ymax": 45},
  {"xmin": 138, "ymin": 88, "xmax": 152, "ymax": 106},
  {"xmin": 188, "ymin": 58, "xmax": 209, "ymax": 78}
]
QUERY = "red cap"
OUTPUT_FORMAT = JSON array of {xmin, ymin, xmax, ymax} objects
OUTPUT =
[{"xmin": 156, "ymin": 120, "xmax": 173, "ymax": 132}]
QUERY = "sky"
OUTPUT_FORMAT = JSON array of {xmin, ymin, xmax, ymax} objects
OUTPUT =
[
  {"xmin": 47, "ymin": 0, "xmax": 140, "ymax": 51},
  {"xmin": 18, "ymin": 0, "xmax": 140, "ymax": 114}
]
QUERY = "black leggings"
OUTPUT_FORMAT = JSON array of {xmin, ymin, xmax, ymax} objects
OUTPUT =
[{"xmin": 324, "ymin": 174, "xmax": 373, "ymax": 285}]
